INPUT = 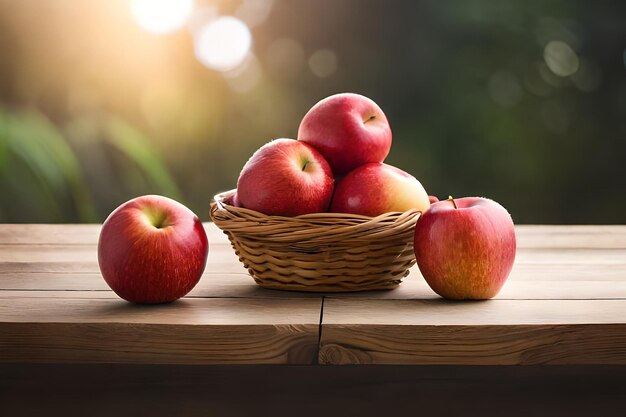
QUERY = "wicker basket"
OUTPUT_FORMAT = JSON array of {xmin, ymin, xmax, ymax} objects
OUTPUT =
[{"xmin": 209, "ymin": 189, "xmax": 421, "ymax": 292}]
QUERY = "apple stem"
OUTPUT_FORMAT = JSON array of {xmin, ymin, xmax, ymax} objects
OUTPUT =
[{"xmin": 448, "ymin": 195, "xmax": 458, "ymax": 209}]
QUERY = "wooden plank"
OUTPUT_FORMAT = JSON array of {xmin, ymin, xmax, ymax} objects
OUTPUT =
[
  {"xmin": 504, "ymin": 263, "xmax": 626, "ymax": 281},
  {"xmin": 4, "ymin": 244, "xmax": 626, "ymax": 265},
  {"xmin": 515, "ymin": 225, "xmax": 626, "ymax": 249},
  {"xmin": 0, "ymin": 297, "xmax": 321, "ymax": 364},
  {"xmin": 322, "ymin": 299, "xmax": 626, "ymax": 326},
  {"xmin": 0, "ymin": 224, "xmax": 245, "ymax": 276},
  {"xmin": 2, "ymin": 224, "xmax": 626, "ymax": 248},
  {"xmin": 2, "ymin": 248, "xmax": 623, "ymax": 270},
  {"xmin": 0, "ymin": 244, "xmax": 247, "ymax": 273},
  {"xmin": 0, "ymin": 272, "xmax": 254, "ymax": 292},
  {"xmin": 0, "ymin": 260, "xmax": 247, "ymax": 274},
  {"xmin": 326, "ymin": 279, "xmax": 626, "ymax": 300},
  {"xmin": 1, "ymin": 263, "xmax": 625, "ymax": 290},
  {"xmin": 0, "ymin": 290, "xmax": 120, "ymax": 299},
  {"xmin": 3, "ymin": 275, "xmax": 626, "ymax": 300},
  {"xmin": 0, "ymin": 290, "xmax": 309, "ymax": 299},
  {"xmin": 319, "ymin": 299, "xmax": 626, "ymax": 365},
  {"xmin": 0, "ymin": 243, "xmax": 237, "ymax": 262},
  {"xmin": 513, "ymin": 248, "xmax": 626, "ymax": 265},
  {"xmin": 0, "ymin": 271, "xmax": 320, "ymax": 298},
  {"xmin": 0, "ymin": 223, "xmax": 226, "ymax": 245},
  {"xmin": 0, "ymin": 224, "xmax": 101, "ymax": 245},
  {"xmin": 0, "ymin": 296, "xmax": 321, "ymax": 325}
]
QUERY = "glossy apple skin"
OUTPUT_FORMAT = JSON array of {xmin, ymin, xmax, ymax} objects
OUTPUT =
[
  {"xmin": 413, "ymin": 197, "xmax": 516, "ymax": 300},
  {"xmin": 223, "ymin": 192, "xmax": 241, "ymax": 207},
  {"xmin": 330, "ymin": 163, "xmax": 430, "ymax": 216},
  {"xmin": 98, "ymin": 195, "xmax": 209, "ymax": 304},
  {"xmin": 232, "ymin": 193, "xmax": 241, "ymax": 207},
  {"xmin": 237, "ymin": 138, "xmax": 334, "ymax": 216},
  {"xmin": 297, "ymin": 93, "xmax": 392, "ymax": 175}
]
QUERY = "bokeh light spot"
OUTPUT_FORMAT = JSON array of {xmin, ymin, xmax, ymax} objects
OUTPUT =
[
  {"xmin": 194, "ymin": 17, "xmax": 252, "ymax": 72},
  {"xmin": 309, "ymin": 49, "xmax": 338, "ymax": 78},
  {"xmin": 131, "ymin": 0, "xmax": 194, "ymax": 35},
  {"xmin": 543, "ymin": 40, "xmax": 579, "ymax": 77}
]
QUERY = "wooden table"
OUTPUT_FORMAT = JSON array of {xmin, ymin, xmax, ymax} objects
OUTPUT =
[{"xmin": 2, "ymin": 224, "xmax": 626, "ymax": 415}]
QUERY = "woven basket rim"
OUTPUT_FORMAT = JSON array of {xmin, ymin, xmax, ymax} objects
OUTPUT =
[
  {"xmin": 209, "ymin": 189, "xmax": 421, "ymax": 292},
  {"xmin": 211, "ymin": 189, "xmax": 421, "ymax": 222}
]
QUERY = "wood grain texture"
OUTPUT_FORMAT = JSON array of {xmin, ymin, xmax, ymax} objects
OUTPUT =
[
  {"xmin": 0, "ymin": 297, "xmax": 321, "ymax": 364},
  {"xmin": 320, "ymin": 324, "xmax": 626, "ymax": 365},
  {"xmin": 0, "ymin": 223, "xmax": 227, "ymax": 245},
  {"xmin": 320, "ymin": 299, "xmax": 626, "ymax": 365},
  {"xmin": 514, "ymin": 225, "xmax": 626, "ymax": 248},
  {"xmin": 0, "ymin": 243, "xmax": 237, "ymax": 262},
  {"xmin": 0, "ymin": 259, "xmax": 246, "ymax": 274},
  {"xmin": 326, "ymin": 279, "xmax": 626, "ymax": 300},
  {"xmin": 0, "ymin": 275, "xmax": 321, "ymax": 299},
  {"xmin": 3, "ymin": 248, "xmax": 624, "ymax": 273},
  {"xmin": 2, "ymin": 224, "xmax": 625, "ymax": 248},
  {"xmin": 3, "ymin": 277, "xmax": 626, "ymax": 300},
  {"xmin": 2, "ymin": 224, "xmax": 626, "ymax": 366}
]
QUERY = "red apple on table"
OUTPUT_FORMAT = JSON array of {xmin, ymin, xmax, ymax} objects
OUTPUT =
[
  {"xmin": 413, "ymin": 197, "xmax": 516, "ymax": 300},
  {"xmin": 237, "ymin": 138, "xmax": 334, "ymax": 216},
  {"xmin": 298, "ymin": 93, "xmax": 392, "ymax": 175},
  {"xmin": 98, "ymin": 195, "xmax": 209, "ymax": 304},
  {"xmin": 330, "ymin": 163, "xmax": 430, "ymax": 216}
]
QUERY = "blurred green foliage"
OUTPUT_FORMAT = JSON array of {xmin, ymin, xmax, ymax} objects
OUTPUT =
[
  {"xmin": 0, "ymin": 108, "xmax": 96, "ymax": 222},
  {"xmin": 0, "ymin": 109, "xmax": 181, "ymax": 222},
  {"xmin": 0, "ymin": 0, "xmax": 624, "ymax": 223}
]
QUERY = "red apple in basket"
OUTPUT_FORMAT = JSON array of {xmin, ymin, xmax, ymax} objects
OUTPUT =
[
  {"xmin": 98, "ymin": 195, "xmax": 209, "ymax": 304},
  {"xmin": 223, "ymin": 191, "xmax": 241, "ymax": 207},
  {"xmin": 298, "ymin": 93, "xmax": 392, "ymax": 175},
  {"xmin": 237, "ymin": 138, "xmax": 334, "ymax": 216},
  {"xmin": 330, "ymin": 163, "xmax": 430, "ymax": 216},
  {"xmin": 413, "ymin": 197, "xmax": 516, "ymax": 300}
]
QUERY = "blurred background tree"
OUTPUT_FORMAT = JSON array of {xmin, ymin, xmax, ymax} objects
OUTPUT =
[{"xmin": 0, "ymin": 0, "xmax": 624, "ymax": 223}]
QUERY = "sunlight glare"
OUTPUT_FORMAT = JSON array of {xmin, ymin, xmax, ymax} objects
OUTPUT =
[
  {"xmin": 131, "ymin": 0, "xmax": 194, "ymax": 35},
  {"xmin": 194, "ymin": 17, "xmax": 252, "ymax": 72}
]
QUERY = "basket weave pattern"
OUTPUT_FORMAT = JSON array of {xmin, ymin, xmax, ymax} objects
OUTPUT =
[{"xmin": 210, "ymin": 190, "xmax": 421, "ymax": 292}]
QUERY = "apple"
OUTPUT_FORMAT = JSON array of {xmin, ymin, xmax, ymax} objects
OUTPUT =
[
  {"xmin": 232, "ymin": 193, "xmax": 241, "ymax": 207},
  {"xmin": 223, "ymin": 191, "xmax": 241, "ymax": 207},
  {"xmin": 298, "ymin": 93, "xmax": 392, "ymax": 175},
  {"xmin": 330, "ymin": 163, "xmax": 430, "ymax": 216},
  {"xmin": 429, "ymin": 195, "xmax": 439, "ymax": 204},
  {"xmin": 98, "ymin": 195, "xmax": 209, "ymax": 304},
  {"xmin": 413, "ymin": 197, "xmax": 516, "ymax": 300},
  {"xmin": 237, "ymin": 138, "xmax": 334, "ymax": 216}
]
